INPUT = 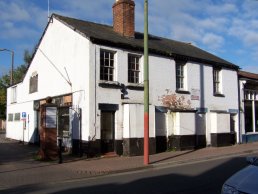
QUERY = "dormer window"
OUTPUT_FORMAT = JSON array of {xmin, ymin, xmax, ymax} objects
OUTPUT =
[{"xmin": 29, "ymin": 72, "xmax": 38, "ymax": 94}]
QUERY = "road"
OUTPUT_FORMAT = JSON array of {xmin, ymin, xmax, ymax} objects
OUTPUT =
[{"xmin": 1, "ymin": 155, "xmax": 249, "ymax": 194}]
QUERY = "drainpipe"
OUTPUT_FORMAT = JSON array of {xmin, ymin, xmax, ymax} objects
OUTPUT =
[
  {"xmin": 92, "ymin": 44, "xmax": 97, "ymax": 141},
  {"xmin": 237, "ymin": 78, "xmax": 242, "ymax": 144}
]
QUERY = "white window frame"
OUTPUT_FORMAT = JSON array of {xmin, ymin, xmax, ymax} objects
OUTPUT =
[
  {"xmin": 100, "ymin": 49, "xmax": 116, "ymax": 81},
  {"xmin": 213, "ymin": 68, "xmax": 222, "ymax": 95},
  {"xmin": 176, "ymin": 61, "xmax": 187, "ymax": 91},
  {"xmin": 128, "ymin": 54, "xmax": 141, "ymax": 84}
]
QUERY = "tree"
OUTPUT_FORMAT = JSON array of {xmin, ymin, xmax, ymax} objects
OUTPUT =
[
  {"xmin": 0, "ymin": 75, "xmax": 8, "ymax": 119},
  {"xmin": 23, "ymin": 49, "xmax": 33, "ymax": 66}
]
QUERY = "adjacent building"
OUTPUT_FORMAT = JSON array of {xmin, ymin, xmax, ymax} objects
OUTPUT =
[
  {"xmin": 6, "ymin": 0, "xmax": 242, "ymax": 156},
  {"xmin": 239, "ymin": 71, "xmax": 258, "ymax": 143}
]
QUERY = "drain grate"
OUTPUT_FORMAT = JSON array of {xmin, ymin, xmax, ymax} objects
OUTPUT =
[{"xmin": 76, "ymin": 170, "xmax": 108, "ymax": 176}]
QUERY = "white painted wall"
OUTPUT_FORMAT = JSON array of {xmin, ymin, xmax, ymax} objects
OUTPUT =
[
  {"xmin": 210, "ymin": 112, "xmax": 230, "ymax": 133},
  {"xmin": 6, "ymin": 88, "xmax": 35, "ymax": 142},
  {"xmin": 123, "ymin": 104, "xmax": 155, "ymax": 138}
]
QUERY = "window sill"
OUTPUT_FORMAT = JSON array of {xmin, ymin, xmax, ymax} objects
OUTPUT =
[
  {"xmin": 213, "ymin": 93, "xmax": 225, "ymax": 97},
  {"xmin": 175, "ymin": 89, "xmax": 190, "ymax": 94},
  {"xmin": 127, "ymin": 84, "xmax": 144, "ymax": 91},
  {"xmin": 29, "ymin": 91, "xmax": 38, "ymax": 94},
  {"xmin": 98, "ymin": 81, "xmax": 121, "ymax": 89}
]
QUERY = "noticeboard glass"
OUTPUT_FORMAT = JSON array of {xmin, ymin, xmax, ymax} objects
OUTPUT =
[{"xmin": 45, "ymin": 107, "xmax": 57, "ymax": 128}]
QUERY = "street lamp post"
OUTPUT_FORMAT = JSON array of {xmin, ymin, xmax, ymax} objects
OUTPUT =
[{"xmin": 0, "ymin": 48, "xmax": 14, "ymax": 85}]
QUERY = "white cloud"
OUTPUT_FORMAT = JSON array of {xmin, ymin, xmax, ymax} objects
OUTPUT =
[
  {"xmin": 202, "ymin": 33, "xmax": 224, "ymax": 50},
  {"xmin": 170, "ymin": 24, "xmax": 202, "ymax": 43},
  {"xmin": 229, "ymin": 18, "xmax": 258, "ymax": 46},
  {"xmin": 0, "ymin": 1, "xmax": 47, "ymax": 40},
  {"xmin": 0, "ymin": 1, "xmax": 30, "ymax": 22},
  {"xmin": 54, "ymin": 0, "xmax": 113, "ymax": 24},
  {"xmin": 242, "ymin": 0, "xmax": 258, "ymax": 18},
  {"xmin": 206, "ymin": 3, "xmax": 238, "ymax": 15}
]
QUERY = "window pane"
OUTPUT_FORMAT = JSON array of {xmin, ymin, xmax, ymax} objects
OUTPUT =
[
  {"xmin": 245, "ymin": 101, "xmax": 253, "ymax": 133},
  {"xmin": 8, "ymin": 114, "xmax": 13, "ymax": 121},
  {"xmin": 14, "ymin": 113, "xmax": 20, "ymax": 121},
  {"xmin": 176, "ymin": 62, "xmax": 185, "ymax": 89},
  {"xmin": 213, "ymin": 69, "xmax": 221, "ymax": 93},
  {"xmin": 29, "ymin": 74, "xmax": 38, "ymax": 93},
  {"xmin": 128, "ymin": 54, "xmax": 141, "ymax": 83},
  {"xmin": 100, "ymin": 50, "xmax": 115, "ymax": 81},
  {"xmin": 176, "ymin": 77, "xmax": 180, "ymax": 89}
]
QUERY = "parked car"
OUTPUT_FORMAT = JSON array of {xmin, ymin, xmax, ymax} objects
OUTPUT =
[{"xmin": 221, "ymin": 157, "xmax": 258, "ymax": 194}]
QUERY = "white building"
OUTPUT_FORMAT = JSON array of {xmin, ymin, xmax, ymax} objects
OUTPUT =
[
  {"xmin": 6, "ymin": 0, "xmax": 240, "ymax": 156},
  {"xmin": 239, "ymin": 71, "xmax": 258, "ymax": 144}
]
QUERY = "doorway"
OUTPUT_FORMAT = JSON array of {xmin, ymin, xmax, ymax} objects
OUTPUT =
[
  {"xmin": 58, "ymin": 106, "xmax": 72, "ymax": 151},
  {"xmin": 101, "ymin": 111, "xmax": 115, "ymax": 154}
]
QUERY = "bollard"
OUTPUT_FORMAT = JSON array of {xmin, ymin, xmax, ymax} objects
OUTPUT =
[{"xmin": 58, "ymin": 138, "xmax": 63, "ymax": 164}]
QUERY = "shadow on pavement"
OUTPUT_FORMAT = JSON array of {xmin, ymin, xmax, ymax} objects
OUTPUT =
[
  {"xmin": 0, "ymin": 157, "xmax": 249, "ymax": 194},
  {"xmin": 150, "ymin": 150, "xmax": 197, "ymax": 164}
]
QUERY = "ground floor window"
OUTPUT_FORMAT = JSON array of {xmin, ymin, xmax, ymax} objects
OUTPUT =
[{"xmin": 244, "ymin": 101, "xmax": 258, "ymax": 133}]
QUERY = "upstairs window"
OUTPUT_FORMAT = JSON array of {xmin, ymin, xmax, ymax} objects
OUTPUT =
[
  {"xmin": 128, "ymin": 54, "xmax": 140, "ymax": 84},
  {"xmin": 29, "ymin": 73, "xmax": 38, "ymax": 93},
  {"xmin": 176, "ymin": 61, "xmax": 186, "ymax": 90},
  {"xmin": 100, "ymin": 50, "xmax": 115, "ymax": 81},
  {"xmin": 213, "ymin": 68, "xmax": 222, "ymax": 94},
  {"xmin": 11, "ymin": 86, "xmax": 17, "ymax": 103}
]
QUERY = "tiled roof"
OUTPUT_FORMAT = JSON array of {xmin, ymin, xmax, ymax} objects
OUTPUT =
[
  {"xmin": 239, "ymin": 71, "xmax": 258, "ymax": 80},
  {"xmin": 53, "ymin": 14, "xmax": 239, "ymax": 70}
]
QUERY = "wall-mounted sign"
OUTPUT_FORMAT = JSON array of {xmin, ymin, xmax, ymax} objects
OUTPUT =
[
  {"xmin": 191, "ymin": 88, "xmax": 200, "ymax": 100},
  {"xmin": 45, "ymin": 107, "xmax": 57, "ymax": 128},
  {"xmin": 21, "ymin": 112, "xmax": 26, "ymax": 120}
]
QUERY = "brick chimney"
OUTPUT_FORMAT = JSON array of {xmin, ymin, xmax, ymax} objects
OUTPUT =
[{"xmin": 113, "ymin": 0, "xmax": 135, "ymax": 38}]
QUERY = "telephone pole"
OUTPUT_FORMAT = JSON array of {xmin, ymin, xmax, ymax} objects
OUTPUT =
[{"xmin": 144, "ymin": 0, "xmax": 149, "ymax": 165}]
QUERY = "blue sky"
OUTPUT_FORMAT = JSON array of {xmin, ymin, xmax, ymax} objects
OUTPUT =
[{"xmin": 0, "ymin": 0, "xmax": 258, "ymax": 76}]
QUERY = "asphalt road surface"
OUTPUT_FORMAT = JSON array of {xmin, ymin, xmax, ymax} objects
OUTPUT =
[{"xmin": 1, "ymin": 155, "xmax": 250, "ymax": 194}]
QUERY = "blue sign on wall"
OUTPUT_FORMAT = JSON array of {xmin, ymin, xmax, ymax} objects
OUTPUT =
[{"xmin": 22, "ymin": 112, "xmax": 26, "ymax": 119}]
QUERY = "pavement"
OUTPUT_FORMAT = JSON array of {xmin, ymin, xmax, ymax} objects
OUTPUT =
[{"xmin": 1, "ymin": 130, "xmax": 258, "ymax": 189}]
